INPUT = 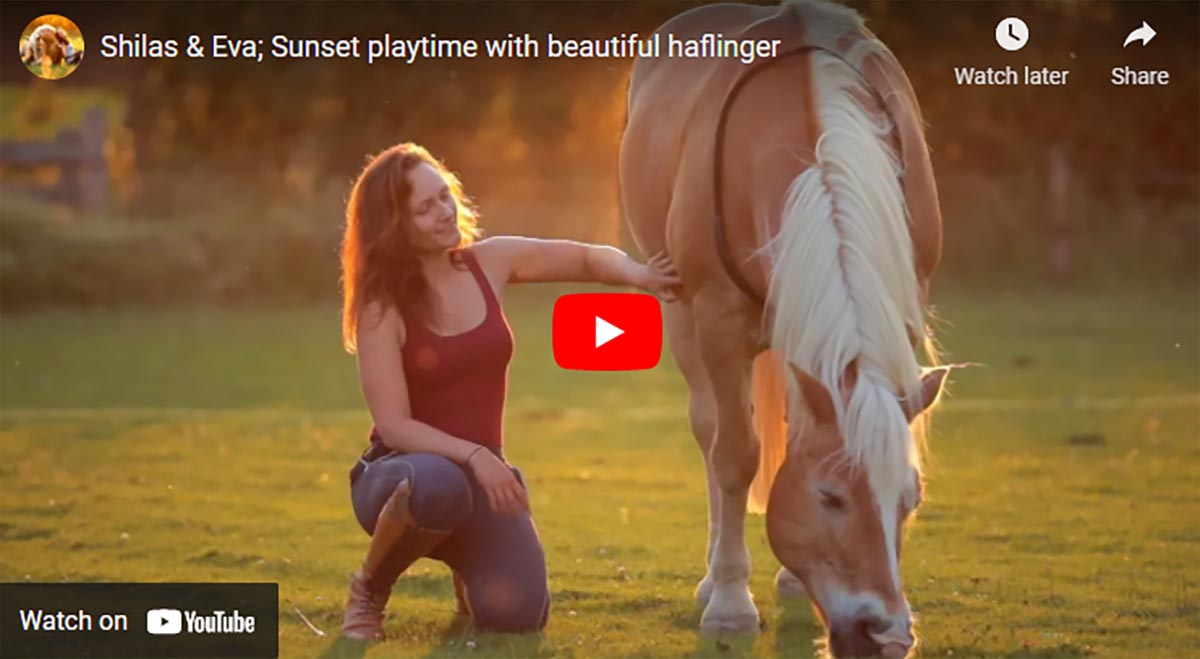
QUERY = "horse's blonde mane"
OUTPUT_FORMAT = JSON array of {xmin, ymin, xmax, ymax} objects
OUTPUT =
[{"xmin": 763, "ymin": 16, "xmax": 934, "ymax": 503}]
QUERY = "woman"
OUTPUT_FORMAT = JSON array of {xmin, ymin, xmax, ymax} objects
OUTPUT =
[{"xmin": 339, "ymin": 142, "xmax": 680, "ymax": 641}]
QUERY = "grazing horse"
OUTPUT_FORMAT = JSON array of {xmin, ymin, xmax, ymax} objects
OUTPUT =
[{"xmin": 620, "ymin": 1, "xmax": 950, "ymax": 656}]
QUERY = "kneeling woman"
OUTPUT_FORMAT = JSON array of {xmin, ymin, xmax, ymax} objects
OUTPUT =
[{"xmin": 339, "ymin": 143, "xmax": 679, "ymax": 640}]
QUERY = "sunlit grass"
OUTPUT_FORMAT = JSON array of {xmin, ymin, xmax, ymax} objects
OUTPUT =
[
  {"xmin": 1, "ymin": 285, "xmax": 1197, "ymax": 658},
  {"xmin": 22, "ymin": 60, "xmax": 79, "ymax": 80}
]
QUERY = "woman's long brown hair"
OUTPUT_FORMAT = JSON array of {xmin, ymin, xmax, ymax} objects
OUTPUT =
[{"xmin": 340, "ymin": 143, "xmax": 480, "ymax": 353}]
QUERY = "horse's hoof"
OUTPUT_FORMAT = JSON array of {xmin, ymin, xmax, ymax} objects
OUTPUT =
[
  {"xmin": 695, "ymin": 576, "xmax": 714, "ymax": 607},
  {"xmin": 700, "ymin": 587, "xmax": 760, "ymax": 636},
  {"xmin": 774, "ymin": 567, "xmax": 807, "ymax": 599},
  {"xmin": 699, "ymin": 609, "xmax": 760, "ymax": 636}
]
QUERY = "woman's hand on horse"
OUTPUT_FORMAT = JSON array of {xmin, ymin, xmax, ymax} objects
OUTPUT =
[
  {"xmin": 467, "ymin": 449, "xmax": 529, "ymax": 517},
  {"xmin": 639, "ymin": 250, "xmax": 682, "ymax": 302}
]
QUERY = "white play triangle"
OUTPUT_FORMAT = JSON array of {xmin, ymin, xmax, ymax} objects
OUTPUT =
[{"xmin": 595, "ymin": 316, "xmax": 624, "ymax": 348}]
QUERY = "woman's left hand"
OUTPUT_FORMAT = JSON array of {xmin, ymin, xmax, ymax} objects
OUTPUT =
[{"xmin": 638, "ymin": 251, "xmax": 682, "ymax": 302}]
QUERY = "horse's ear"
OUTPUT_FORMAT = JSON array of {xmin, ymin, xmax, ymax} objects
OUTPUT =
[
  {"xmin": 788, "ymin": 364, "xmax": 836, "ymax": 426},
  {"xmin": 902, "ymin": 367, "xmax": 950, "ymax": 421}
]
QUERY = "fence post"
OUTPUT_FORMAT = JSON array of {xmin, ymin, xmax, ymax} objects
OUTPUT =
[{"xmin": 78, "ymin": 106, "xmax": 108, "ymax": 211}]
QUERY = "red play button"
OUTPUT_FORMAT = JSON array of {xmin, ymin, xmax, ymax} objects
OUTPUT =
[{"xmin": 552, "ymin": 293, "xmax": 662, "ymax": 371}]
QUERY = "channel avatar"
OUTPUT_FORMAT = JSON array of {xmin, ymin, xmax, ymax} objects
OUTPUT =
[{"xmin": 18, "ymin": 15, "xmax": 84, "ymax": 80}]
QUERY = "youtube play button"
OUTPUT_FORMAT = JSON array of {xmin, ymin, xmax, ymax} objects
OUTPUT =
[
  {"xmin": 595, "ymin": 316, "xmax": 623, "ymax": 348},
  {"xmin": 552, "ymin": 293, "xmax": 662, "ymax": 370}
]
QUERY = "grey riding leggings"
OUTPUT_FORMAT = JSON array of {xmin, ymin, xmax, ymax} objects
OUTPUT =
[{"xmin": 350, "ymin": 452, "xmax": 550, "ymax": 633}]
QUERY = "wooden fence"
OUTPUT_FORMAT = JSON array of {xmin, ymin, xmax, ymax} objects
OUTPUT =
[{"xmin": 0, "ymin": 106, "xmax": 108, "ymax": 211}]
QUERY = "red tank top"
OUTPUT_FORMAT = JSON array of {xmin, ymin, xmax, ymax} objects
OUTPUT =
[{"xmin": 369, "ymin": 249, "xmax": 514, "ymax": 451}]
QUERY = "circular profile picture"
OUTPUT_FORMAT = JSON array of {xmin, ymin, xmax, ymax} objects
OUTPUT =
[{"xmin": 19, "ymin": 15, "xmax": 84, "ymax": 80}]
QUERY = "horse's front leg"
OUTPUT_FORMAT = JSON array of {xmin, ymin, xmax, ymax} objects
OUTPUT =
[
  {"xmin": 694, "ymin": 293, "xmax": 762, "ymax": 636},
  {"xmin": 663, "ymin": 302, "xmax": 720, "ymax": 606}
]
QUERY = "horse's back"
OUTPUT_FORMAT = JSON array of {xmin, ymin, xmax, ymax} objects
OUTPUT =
[
  {"xmin": 621, "ymin": 3, "xmax": 777, "ymax": 281},
  {"xmin": 621, "ymin": 0, "xmax": 942, "ymax": 295},
  {"xmin": 620, "ymin": 1, "xmax": 854, "ymax": 282}
]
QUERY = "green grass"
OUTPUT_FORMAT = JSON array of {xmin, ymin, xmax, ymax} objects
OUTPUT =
[
  {"xmin": 20, "ymin": 60, "xmax": 79, "ymax": 81},
  {"xmin": 1, "ymin": 284, "xmax": 1197, "ymax": 658}
]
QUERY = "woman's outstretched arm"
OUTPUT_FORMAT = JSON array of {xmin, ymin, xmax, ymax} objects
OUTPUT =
[{"xmin": 474, "ymin": 236, "xmax": 681, "ymax": 300}]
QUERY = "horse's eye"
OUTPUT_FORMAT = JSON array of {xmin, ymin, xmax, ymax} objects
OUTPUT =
[{"xmin": 818, "ymin": 489, "xmax": 846, "ymax": 512}]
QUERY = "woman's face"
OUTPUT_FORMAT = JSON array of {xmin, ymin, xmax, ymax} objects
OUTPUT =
[{"xmin": 406, "ymin": 162, "xmax": 461, "ymax": 253}]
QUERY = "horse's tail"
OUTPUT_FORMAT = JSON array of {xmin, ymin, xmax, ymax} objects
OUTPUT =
[{"xmin": 748, "ymin": 350, "xmax": 786, "ymax": 513}]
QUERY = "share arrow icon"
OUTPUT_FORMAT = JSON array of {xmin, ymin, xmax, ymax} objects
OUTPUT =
[{"xmin": 1123, "ymin": 21, "xmax": 1156, "ymax": 47}]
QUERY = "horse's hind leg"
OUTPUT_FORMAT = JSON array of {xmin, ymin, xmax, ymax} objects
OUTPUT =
[
  {"xmin": 692, "ymin": 289, "xmax": 762, "ymax": 635},
  {"xmin": 663, "ymin": 301, "xmax": 719, "ymax": 606}
]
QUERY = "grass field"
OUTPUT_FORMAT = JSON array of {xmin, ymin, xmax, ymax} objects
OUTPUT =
[{"xmin": 1, "ymin": 284, "xmax": 1197, "ymax": 658}]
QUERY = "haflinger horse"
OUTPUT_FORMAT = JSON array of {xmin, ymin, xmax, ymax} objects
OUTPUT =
[{"xmin": 620, "ymin": 1, "xmax": 950, "ymax": 657}]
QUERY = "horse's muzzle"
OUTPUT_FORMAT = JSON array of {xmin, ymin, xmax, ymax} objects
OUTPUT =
[{"xmin": 829, "ymin": 617, "xmax": 913, "ymax": 659}]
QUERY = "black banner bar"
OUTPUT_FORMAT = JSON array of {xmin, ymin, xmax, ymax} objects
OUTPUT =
[{"xmin": 0, "ymin": 583, "xmax": 277, "ymax": 659}]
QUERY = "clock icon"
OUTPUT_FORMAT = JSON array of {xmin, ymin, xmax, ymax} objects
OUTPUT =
[{"xmin": 996, "ymin": 17, "xmax": 1029, "ymax": 51}]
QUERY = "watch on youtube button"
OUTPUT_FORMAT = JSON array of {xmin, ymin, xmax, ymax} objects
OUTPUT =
[{"xmin": 552, "ymin": 293, "xmax": 662, "ymax": 371}]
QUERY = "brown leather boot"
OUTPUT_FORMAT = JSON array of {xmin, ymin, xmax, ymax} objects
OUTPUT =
[{"xmin": 341, "ymin": 478, "xmax": 452, "ymax": 641}]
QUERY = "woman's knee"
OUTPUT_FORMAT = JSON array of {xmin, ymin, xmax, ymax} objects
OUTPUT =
[
  {"xmin": 351, "ymin": 457, "xmax": 413, "ymax": 534},
  {"xmin": 402, "ymin": 454, "xmax": 473, "ymax": 530},
  {"xmin": 351, "ymin": 453, "xmax": 472, "ymax": 534},
  {"xmin": 469, "ymin": 577, "xmax": 550, "ymax": 633}
]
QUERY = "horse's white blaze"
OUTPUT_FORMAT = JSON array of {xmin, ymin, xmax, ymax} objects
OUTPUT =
[{"xmin": 878, "ymin": 492, "xmax": 903, "ymax": 600}]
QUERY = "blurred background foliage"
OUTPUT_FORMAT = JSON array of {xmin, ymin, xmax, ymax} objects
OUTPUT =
[{"xmin": 0, "ymin": 1, "xmax": 1196, "ymax": 309}]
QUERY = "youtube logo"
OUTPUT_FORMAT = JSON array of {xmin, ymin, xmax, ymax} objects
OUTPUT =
[
  {"xmin": 146, "ymin": 608, "xmax": 182, "ymax": 635},
  {"xmin": 552, "ymin": 293, "xmax": 662, "ymax": 371}
]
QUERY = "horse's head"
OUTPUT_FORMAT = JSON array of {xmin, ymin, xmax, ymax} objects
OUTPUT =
[{"xmin": 767, "ymin": 364, "xmax": 947, "ymax": 659}]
